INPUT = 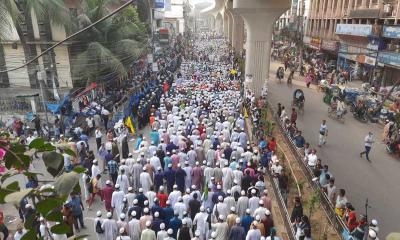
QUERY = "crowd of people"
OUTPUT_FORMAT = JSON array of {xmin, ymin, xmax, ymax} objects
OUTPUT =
[
  {"xmin": 8, "ymin": 34, "xmax": 290, "ymax": 240},
  {"xmin": 270, "ymin": 100, "xmax": 380, "ymax": 240}
]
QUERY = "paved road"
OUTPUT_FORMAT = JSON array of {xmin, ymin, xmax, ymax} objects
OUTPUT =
[{"xmin": 267, "ymin": 61, "xmax": 400, "ymax": 236}]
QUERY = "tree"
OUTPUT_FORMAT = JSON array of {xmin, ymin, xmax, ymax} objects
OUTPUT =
[
  {"xmin": 0, "ymin": 134, "xmax": 86, "ymax": 239},
  {"xmin": 71, "ymin": 0, "xmax": 148, "ymax": 86}
]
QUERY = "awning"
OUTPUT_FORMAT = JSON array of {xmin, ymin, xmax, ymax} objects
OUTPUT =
[{"xmin": 75, "ymin": 83, "xmax": 97, "ymax": 98}]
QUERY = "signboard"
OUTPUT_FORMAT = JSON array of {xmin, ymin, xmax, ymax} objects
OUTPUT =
[
  {"xmin": 378, "ymin": 51, "xmax": 400, "ymax": 67},
  {"xmin": 152, "ymin": 62, "xmax": 159, "ymax": 72},
  {"xmin": 321, "ymin": 40, "xmax": 338, "ymax": 52},
  {"xmin": 154, "ymin": 10, "xmax": 165, "ymax": 19},
  {"xmin": 154, "ymin": 0, "xmax": 164, "ymax": 9},
  {"xmin": 310, "ymin": 38, "xmax": 321, "ymax": 49},
  {"xmin": 336, "ymin": 24, "xmax": 372, "ymax": 36},
  {"xmin": 383, "ymin": 25, "xmax": 400, "ymax": 39},
  {"xmin": 147, "ymin": 54, "xmax": 153, "ymax": 63}
]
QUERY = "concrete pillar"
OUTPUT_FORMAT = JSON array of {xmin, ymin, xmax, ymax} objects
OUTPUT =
[
  {"xmin": 361, "ymin": 0, "xmax": 367, "ymax": 7},
  {"xmin": 232, "ymin": 13, "xmax": 244, "ymax": 54},
  {"xmin": 227, "ymin": 11, "xmax": 234, "ymax": 44},
  {"xmin": 223, "ymin": 11, "xmax": 229, "ymax": 38},
  {"xmin": 234, "ymin": 0, "xmax": 290, "ymax": 97},
  {"xmin": 216, "ymin": 13, "xmax": 223, "ymax": 34}
]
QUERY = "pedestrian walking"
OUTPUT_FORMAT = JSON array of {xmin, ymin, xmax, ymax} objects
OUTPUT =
[
  {"xmin": 360, "ymin": 132, "xmax": 374, "ymax": 162},
  {"xmin": 318, "ymin": 120, "xmax": 328, "ymax": 147}
]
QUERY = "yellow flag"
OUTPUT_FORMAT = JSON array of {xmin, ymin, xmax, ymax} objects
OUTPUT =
[
  {"xmin": 125, "ymin": 116, "xmax": 135, "ymax": 134},
  {"xmin": 244, "ymin": 107, "xmax": 249, "ymax": 118}
]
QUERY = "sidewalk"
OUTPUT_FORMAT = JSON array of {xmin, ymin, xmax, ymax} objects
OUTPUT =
[{"xmin": 269, "ymin": 61, "xmax": 365, "ymax": 90}]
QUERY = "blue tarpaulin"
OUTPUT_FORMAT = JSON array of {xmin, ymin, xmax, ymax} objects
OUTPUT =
[{"xmin": 46, "ymin": 95, "xmax": 71, "ymax": 114}]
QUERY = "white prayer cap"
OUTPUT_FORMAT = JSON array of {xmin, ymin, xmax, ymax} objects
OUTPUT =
[
  {"xmin": 224, "ymin": 161, "xmax": 229, "ymax": 166},
  {"xmin": 191, "ymin": 185, "xmax": 197, "ymax": 190},
  {"xmin": 235, "ymin": 218, "xmax": 241, "ymax": 224},
  {"xmin": 172, "ymin": 149, "xmax": 176, "ymax": 153},
  {"xmin": 241, "ymin": 190, "xmax": 246, "ymax": 196},
  {"xmin": 186, "ymin": 188, "xmax": 191, "ymax": 193},
  {"xmin": 217, "ymin": 185, "xmax": 222, "ymax": 190},
  {"xmin": 154, "ymin": 212, "xmax": 160, "ymax": 217},
  {"xmin": 139, "ymin": 188, "xmax": 143, "ymax": 192},
  {"xmin": 371, "ymin": 219, "xmax": 378, "ymax": 226},
  {"xmin": 144, "ymin": 208, "xmax": 149, "ymax": 213},
  {"xmin": 131, "ymin": 211, "xmax": 136, "ymax": 217},
  {"xmin": 121, "ymin": 159, "xmax": 126, "ymax": 164},
  {"xmin": 265, "ymin": 210, "xmax": 271, "ymax": 216},
  {"xmin": 119, "ymin": 228, "xmax": 125, "ymax": 234},
  {"xmin": 143, "ymin": 167, "xmax": 147, "ymax": 171},
  {"xmin": 200, "ymin": 206, "xmax": 205, "ymax": 212},
  {"xmin": 157, "ymin": 166, "xmax": 162, "ymax": 170},
  {"xmin": 259, "ymin": 200, "xmax": 264, "ymax": 205},
  {"xmin": 177, "ymin": 163, "xmax": 181, "ymax": 168},
  {"xmin": 160, "ymin": 223, "xmax": 165, "ymax": 229},
  {"xmin": 264, "ymin": 189, "xmax": 268, "ymax": 194},
  {"xmin": 146, "ymin": 220, "xmax": 151, "ymax": 227},
  {"xmin": 115, "ymin": 184, "xmax": 120, "ymax": 189},
  {"xmin": 167, "ymin": 229, "xmax": 173, "ymax": 235},
  {"xmin": 182, "ymin": 219, "xmax": 187, "ymax": 225},
  {"xmin": 136, "ymin": 158, "xmax": 141, "ymax": 162},
  {"xmin": 195, "ymin": 230, "xmax": 201, "ymax": 236},
  {"xmin": 144, "ymin": 200, "xmax": 149, "ymax": 206},
  {"xmin": 251, "ymin": 189, "xmax": 256, "ymax": 194},
  {"xmin": 211, "ymin": 232, "xmax": 217, "ymax": 238},
  {"xmin": 195, "ymin": 161, "xmax": 199, "ymax": 166},
  {"xmin": 159, "ymin": 186, "xmax": 164, "ymax": 191},
  {"xmin": 219, "ymin": 215, "xmax": 225, "ymax": 220},
  {"xmin": 107, "ymin": 212, "xmax": 112, "ymax": 218},
  {"xmin": 246, "ymin": 209, "xmax": 251, "ymax": 214},
  {"xmin": 146, "ymin": 159, "xmax": 150, "ymax": 163},
  {"xmin": 39, "ymin": 217, "xmax": 44, "ymax": 221},
  {"xmin": 166, "ymin": 200, "xmax": 171, "ymax": 205},
  {"xmin": 255, "ymin": 215, "xmax": 261, "ymax": 221},
  {"xmin": 106, "ymin": 180, "xmax": 111, "ymax": 185},
  {"xmin": 128, "ymin": 187, "xmax": 133, "ymax": 192},
  {"xmin": 133, "ymin": 199, "xmax": 138, "ymax": 204},
  {"xmin": 230, "ymin": 207, "xmax": 236, "ymax": 212},
  {"xmin": 218, "ymin": 196, "xmax": 223, "ymax": 201},
  {"xmin": 123, "ymin": 197, "xmax": 127, "ymax": 203},
  {"xmin": 93, "ymin": 159, "xmax": 98, "ymax": 164},
  {"xmin": 173, "ymin": 184, "xmax": 178, "ymax": 189},
  {"xmin": 185, "ymin": 161, "xmax": 189, "ymax": 165},
  {"xmin": 233, "ymin": 179, "xmax": 238, "ymax": 184},
  {"xmin": 227, "ymin": 189, "xmax": 231, "ymax": 194},
  {"xmin": 96, "ymin": 211, "xmax": 102, "ymax": 217},
  {"xmin": 120, "ymin": 213, "xmax": 126, "ymax": 219}
]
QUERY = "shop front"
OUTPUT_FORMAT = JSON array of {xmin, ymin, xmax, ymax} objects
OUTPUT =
[{"xmin": 377, "ymin": 51, "xmax": 400, "ymax": 86}]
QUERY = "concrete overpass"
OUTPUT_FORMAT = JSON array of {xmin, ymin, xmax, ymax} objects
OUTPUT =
[{"xmin": 200, "ymin": 0, "xmax": 291, "ymax": 97}]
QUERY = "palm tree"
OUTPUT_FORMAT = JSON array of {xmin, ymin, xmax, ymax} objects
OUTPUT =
[
  {"xmin": 71, "ymin": 0, "xmax": 148, "ymax": 87},
  {"xmin": 0, "ymin": 0, "xmax": 73, "ymax": 88}
]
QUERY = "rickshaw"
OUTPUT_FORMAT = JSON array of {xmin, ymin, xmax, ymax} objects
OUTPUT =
[{"xmin": 292, "ymin": 89, "xmax": 305, "ymax": 111}]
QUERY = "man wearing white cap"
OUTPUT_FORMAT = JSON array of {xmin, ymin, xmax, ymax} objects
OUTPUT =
[
  {"xmin": 177, "ymin": 219, "xmax": 193, "ymax": 240},
  {"xmin": 193, "ymin": 206, "xmax": 209, "ymax": 240},
  {"xmin": 116, "ymin": 168, "xmax": 130, "ymax": 194},
  {"xmin": 91, "ymin": 159, "xmax": 101, "ymax": 180},
  {"xmin": 112, "ymin": 184, "xmax": 125, "ymax": 217},
  {"xmin": 140, "ymin": 208, "xmax": 154, "ymax": 231},
  {"xmin": 211, "ymin": 215, "xmax": 229, "ymax": 240},
  {"xmin": 150, "ymin": 152, "xmax": 162, "ymax": 172},
  {"xmin": 213, "ymin": 196, "xmax": 228, "ymax": 222},
  {"xmin": 183, "ymin": 161, "xmax": 193, "ymax": 190},
  {"xmin": 203, "ymin": 162, "xmax": 214, "ymax": 185},
  {"xmin": 222, "ymin": 162, "xmax": 234, "ymax": 192},
  {"xmin": 141, "ymin": 220, "xmax": 156, "ymax": 240},
  {"xmin": 189, "ymin": 185, "xmax": 201, "ymax": 201},
  {"xmin": 132, "ymin": 158, "xmax": 143, "ymax": 190},
  {"xmin": 116, "ymin": 227, "xmax": 130, "ymax": 240},
  {"xmin": 102, "ymin": 212, "xmax": 118, "ymax": 240},
  {"xmin": 94, "ymin": 211, "xmax": 105, "ymax": 240},
  {"xmin": 174, "ymin": 197, "xmax": 187, "ymax": 218},
  {"xmin": 187, "ymin": 145, "xmax": 197, "ymax": 166},
  {"xmin": 140, "ymin": 167, "xmax": 153, "ymax": 193},
  {"xmin": 168, "ymin": 185, "xmax": 182, "ymax": 206},
  {"xmin": 224, "ymin": 190, "xmax": 236, "ymax": 212},
  {"xmin": 125, "ymin": 187, "xmax": 136, "ymax": 207},
  {"xmin": 229, "ymin": 218, "xmax": 246, "ymax": 240},
  {"xmin": 227, "ymin": 207, "xmax": 238, "ymax": 230},
  {"xmin": 157, "ymin": 223, "xmax": 168, "ymax": 240},
  {"xmin": 117, "ymin": 213, "xmax": 129, "ymax": 235},
  {"xmin": 236, "ymin": 191, "xmax": 249, "ymax": 217},
  {"xmin": 248, "ymin": 189, "xmax": 260, "ymax": 215},
  {"xmin": 253, "ymin": 200, "xmax": 268, "ymax": 220},
  {"xmin": 128, "ymin": 211, "xmax": 141, "ymax": 240}
]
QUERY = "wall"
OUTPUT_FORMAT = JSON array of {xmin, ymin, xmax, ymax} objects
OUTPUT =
[
  {"xmin": 3, "ymin": 44, "xmax": 30, "ymax": 87},
  {"xmin": 54, "ymin": 46, "xmax": 73, "ymax": 88},
  {"xmin": 51, "ymin": 22, "xmax": 67, "ymax": 41}
]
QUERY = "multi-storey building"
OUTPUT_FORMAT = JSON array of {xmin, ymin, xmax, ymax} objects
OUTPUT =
[{"xmin": 305, "ymin": 0, "xmax": 400, "ymax": 85}]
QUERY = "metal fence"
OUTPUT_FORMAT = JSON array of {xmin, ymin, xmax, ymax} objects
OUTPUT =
[{"xmin": 266, "ymin": 101, "xmax": 348, "ymax": 237}]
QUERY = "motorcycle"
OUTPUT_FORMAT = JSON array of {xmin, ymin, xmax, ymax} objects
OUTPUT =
[{"xmin": 353, "ymin": 108, "xmax": 369, "ymax": 123}]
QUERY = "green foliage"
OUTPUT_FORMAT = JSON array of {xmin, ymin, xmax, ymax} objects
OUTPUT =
[
  {"xmin": 0, "ymin": 133, "xmax": 84, "ymax": 238},
  {"xmin": 305, "ymin": 189, "xmax": 321, "ymax": 219}
]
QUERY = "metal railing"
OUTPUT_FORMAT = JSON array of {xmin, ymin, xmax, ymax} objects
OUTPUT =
[{"xmin": 266, "ymin": 101, "xmax": 348, "ymax": 238}]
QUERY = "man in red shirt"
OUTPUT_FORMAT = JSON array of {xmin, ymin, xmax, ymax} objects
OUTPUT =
[
  {"xmin": 290, "ymin": 108, "xmax": 297, "ymax": 124},
  {"xmin": 102, "ymin": 180, "xmax": 114, "ymax": 212},
  {"xmin": 268, "ymin": 137, "xmax": 277, "ymax": 152},
  {"xmin": 156, "ymin": 186, "xmax": 168, "ymax": 208}
]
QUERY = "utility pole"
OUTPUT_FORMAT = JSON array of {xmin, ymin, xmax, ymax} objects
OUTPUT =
[{"xmin": 37, "ymin": 71, "xmax": 50, "ymax": 129}]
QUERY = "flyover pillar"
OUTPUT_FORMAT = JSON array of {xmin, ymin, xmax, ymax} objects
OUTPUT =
[
  {"xmin": 225, "ymin": 0, "xmax": 235, "ymax": 47},
  {"xmin": 234, "ymin": 0, "xmax": 290, "ymax": 97},
  {"xmin": 223, "ymin": 11, "xmax": 229, "ymax": 38},
  {"xmin": 232, "ymin": 12, "xmax": 244, "ymax": 55}
]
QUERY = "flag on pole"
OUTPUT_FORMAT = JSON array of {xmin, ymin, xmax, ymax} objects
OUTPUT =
[{"xmin": 125, "ymin": 116, "xmax": 135, "ymax": 134}]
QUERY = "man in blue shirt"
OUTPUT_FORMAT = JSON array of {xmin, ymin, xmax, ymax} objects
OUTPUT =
[
  {"xmin": 168, "ymin": 211, "xmax": 182, "ymax": 238},
  {"xmin": 150, "ymin": 129, "xmax": 160, "ymax": 146},
  {"xmin": 68, "ymin": 193, "xmax": 86, "ymax": 231},
  {"xmin": 293, "ymin": 131, "xmax": 305, "ymax": 148},
  {"xmin": 241, "ymin": 209, "xmax": 254, "ymax": 234},
  {"xmin": 163, "ymin": 201, "xmax": 174, "ymax": 228},
  {"xmin": 107, "ymin": 158, "xmax": 118, "ymax": 184}
]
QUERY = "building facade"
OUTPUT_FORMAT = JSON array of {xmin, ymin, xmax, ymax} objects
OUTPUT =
[{"xmin": 305, "ymin": 0, "xmax": 400, "ymax": 85}]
